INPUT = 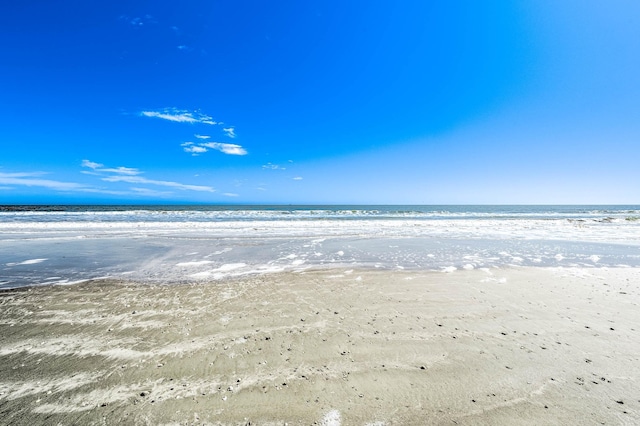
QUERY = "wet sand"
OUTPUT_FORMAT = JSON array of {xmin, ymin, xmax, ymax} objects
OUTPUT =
[{"xmin": 0, "ymin": 267, "xmax": 639, "ymax": 425}]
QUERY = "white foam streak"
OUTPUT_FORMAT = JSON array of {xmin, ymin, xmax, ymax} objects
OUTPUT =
[
  {"xmin": 190, "ymin": 263, "xmax": 247, "ymax": 279},
  {"xmin": 6, "ymin": 258, "xmax": 47, "ymax": 266},
  {"xmin": 176, "ymin": 260, "xmax": 214, "ymax": 267},
  {"xmin": 3, "ymin": 219, "xmax": 640, "ymax": 244}
]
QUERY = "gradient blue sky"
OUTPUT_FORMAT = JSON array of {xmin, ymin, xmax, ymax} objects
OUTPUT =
[{"xmin": 1, "ymin": 1, "xmax": 639, "ymax": 204}]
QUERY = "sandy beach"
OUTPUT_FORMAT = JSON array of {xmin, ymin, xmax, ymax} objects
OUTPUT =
[{"xmin": 1, "ymin": 266, "xmax": 638, "ymax": 425}]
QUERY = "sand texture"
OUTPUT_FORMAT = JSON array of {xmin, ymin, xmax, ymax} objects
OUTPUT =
[{"xmin": 1, "ymin": 267, "xmax": 639, "ymax": 425}]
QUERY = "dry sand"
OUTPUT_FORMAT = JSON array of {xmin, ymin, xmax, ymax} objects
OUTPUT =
[{"xmin": 0, "ymin": 267, "xmax": 639, "ymax": 425}]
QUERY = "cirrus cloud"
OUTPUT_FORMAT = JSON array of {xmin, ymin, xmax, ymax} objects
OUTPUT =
[
  {"xmin": 223, "ymin": 127, "xmax": 236, "ymax": 138},
  {"xmin": 262, "ymin": 163, "xmax": 285, "ymax": 170},
  {"xmin": 81, "ymin": 160, "xmax": 141, "ymax": 176},
  {"xmin": 182, "ymin": 141, "xmax": 247, "ymax": 156},
  {"xmin": 0, "ymin": 172, "xmax": 89, "ymax": 191},
  {"xmin": 141, "ymin": 108, "xmax": 217, "ymax": 125},
  {"xmin": 81, "ymin": 160, "xmax": 216, "ymax": 193},
  {"xmin": 101, "ymin": 175, "xmax": 215, "ymax": 192},
  {"xmin": 0, "ymin": 171, "xmax": 128, "ymax": 196},
  {"xmin": 202, "ymin": 142, "xmax": 247, "ymax": 155}
]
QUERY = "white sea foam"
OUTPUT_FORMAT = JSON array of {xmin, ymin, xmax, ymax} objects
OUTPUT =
[
  {"xmin": 6, "ymin": 258, "xmax": 48, "ymax": 266},
  {"xmin": 210, "ymin": 248, "xmax": 232, "ymax": 255},
  {"xmin": 215, "ymin": 263, "xmax": 247, "ymax": 271},
  {"xmin": 3, "ymin": 217, "xmax": 640, "ymax": 245},
  {"xmin": 51, "ymin": 279, "xmax": 92, "ymax": 286},
  {"xmin": 189, "ymin": 263, "xmax": 247, "ymax": 279},
  {"xmin": 2, "ymin": 207, "xmax": 640, "ymax": 287},
  {"xmin": 176, "ymin": 260, "xmax": 214, "ymax": 267}
]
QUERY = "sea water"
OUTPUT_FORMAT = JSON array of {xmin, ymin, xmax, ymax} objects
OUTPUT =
[{"xmin": 1, "ymin": 205, "xmax": 640, "ymax": 289}]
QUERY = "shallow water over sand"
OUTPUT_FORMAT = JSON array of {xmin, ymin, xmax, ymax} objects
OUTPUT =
[{"xmin": 2, "ymin": 209, "xmax": 640, "ymax": 288}]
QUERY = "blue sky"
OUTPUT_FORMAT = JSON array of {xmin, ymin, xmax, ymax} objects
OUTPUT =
[{"xmin": 1, "ymin": 1, "xmax": 639, "ymax": 204}]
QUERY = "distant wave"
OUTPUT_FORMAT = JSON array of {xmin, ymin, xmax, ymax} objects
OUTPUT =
[{"xmin": 1, "ymin": 205, "xmax": 639, "ymax": 223}]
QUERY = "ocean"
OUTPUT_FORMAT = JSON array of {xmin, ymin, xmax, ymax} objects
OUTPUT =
[{"xmin": 1, "ymin": 205, "xmax": 640, "ymax": 289}]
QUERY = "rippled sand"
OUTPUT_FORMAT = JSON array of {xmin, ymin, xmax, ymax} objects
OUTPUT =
[{"xmin": 1, "ymin": 267, "xmax": 639, "ymax": 425}]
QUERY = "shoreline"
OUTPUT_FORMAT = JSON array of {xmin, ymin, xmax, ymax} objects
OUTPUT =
[
  {"xmin": 3, "ymin": 223, "xmax": 640, "ymax": 291},
  {"xmin": 1, "ymin": 266, "xmax": 638, "ymax": 424}
]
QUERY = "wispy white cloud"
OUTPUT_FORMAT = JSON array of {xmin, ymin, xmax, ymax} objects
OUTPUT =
[
  {"xmin": 293, "ymin": 176, "xmax": 303, "ymax": 180},
  {"xmin": 223, "ymin": 127, "xmax": 236, "ymax": 138},
  {"xmin": 0, "ymin": 171, "xmax": 126, "ymax": 195},
  {"xmin": 0, "ymin": 162, "xmax": 215, "ymax": 198},
  {"xmin": 102, "ymin": 175, "xmax": 215, "ymax": 192},
  {"xmin": 130, "ymin": 187, "xmax": 174, "ymax": 197},
  {"xmin": 202, "ymin": 142, "xmax": 247, "ymax": 155},
  {"xmin": 141, "ymin": 108, "xmax": 217, "ymax": 125},
  {"xmin": 182, "ymin": 141, "xmax": 248, "ymax": 156},
  {"xmin": 80, "ymin": 160, "xmax": 102, "ymax": 170},
  {"xmin": 182, "ymin": 142, "xmax": 208, "ymax": 155},
  {"xmin": 222, "ymin": 192, "xmax": 239, "ymax": 197},
  {"xmin": 82, "ymin": 160, "xmax": 216, "ymax": 193},
  {"xmin": 81, "ymin": 160, "xmax": 141, "ymax": 175},
  {"xmin": 0, "ymin": 172, "xmax": 89, "ymax": 191},
  {"xmin": 262, "ymin": 163, "xmax": 285, "ymax": 170},
  {"xmin": 0, "ymin": 171, "xmax": 47, "ymax": 178},
  {"xmin": 194, "ymin": 134, "xmax": 210, "ymax": 140},
  {"xmin": 107, "ymin": 167, "xmax": 140, "ymax": 175}
]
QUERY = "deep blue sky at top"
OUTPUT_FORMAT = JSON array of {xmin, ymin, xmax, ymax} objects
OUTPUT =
[{"xmin": 1, "ymin": 1, "xmax": 639, "ymax": 204}]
